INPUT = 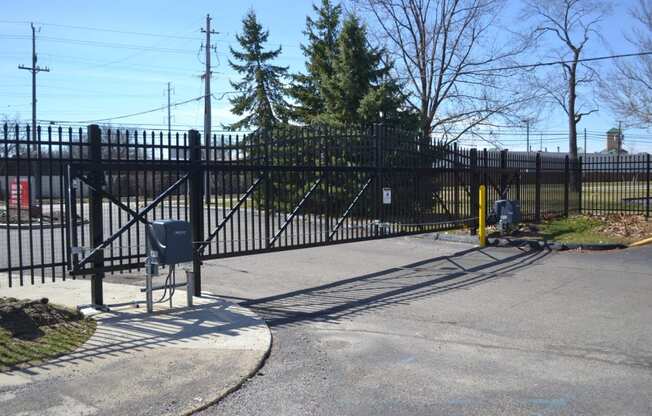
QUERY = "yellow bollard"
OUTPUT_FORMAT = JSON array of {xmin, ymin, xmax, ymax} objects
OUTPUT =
[{"xmin": 478, "ymin": 185, "xmax": 486, "ymax": 247}]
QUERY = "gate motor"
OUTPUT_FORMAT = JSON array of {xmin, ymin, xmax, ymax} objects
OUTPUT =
[
  {"xmin": 144, "ymin": 220, "xmax": 195, "ymax": 313},
  {"xmin": 491, "ymin": 200, "xmax": 521, "ymax": 235}
]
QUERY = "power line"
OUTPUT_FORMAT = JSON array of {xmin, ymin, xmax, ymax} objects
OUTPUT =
[
  {"xmin": 60, "ymin": 95, "xmax": 205, "ymax": 123},
  {"xmin": 28, "ymin": 21, "xmax": 201, "ymax": 40},
  {"xmin": 0, "ymin": 34, "xmax": 197, "ymax": 54},
  {"xmin": 465, "ymin": 51, "xmax": 652, "ymax": 74}
]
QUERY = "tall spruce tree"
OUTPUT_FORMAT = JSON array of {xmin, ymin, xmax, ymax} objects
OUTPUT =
[
  {"xmin": 228, "ymin": 10, "xmax": 288, "ymax": 130},
  {"xmin": 288, "ymin": 0, "xmax": 342, "ymax": 124},
  {"xmin": 320, "ymin": 14, "xmax": 414, "ymax": 128}
]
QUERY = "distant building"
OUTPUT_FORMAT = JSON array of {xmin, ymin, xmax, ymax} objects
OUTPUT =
[{"xmin": 601, "ymin": 128, "xmax": 628, "ymax": 155}]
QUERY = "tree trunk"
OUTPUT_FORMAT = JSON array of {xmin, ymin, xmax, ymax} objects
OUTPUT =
[{"xmin": 567, "ymin": 61, "xmax": 581, "ymax": 193}]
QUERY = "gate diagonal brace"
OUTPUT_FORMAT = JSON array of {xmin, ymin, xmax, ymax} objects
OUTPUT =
[
  {"xmin": 431, "ymin": 183, "xmax": 454, "ymax": 219},
  {"xmin": 76, "ymin": 174, "xmax": 149, "ymax": 227},
  {"xmin": 196, "ymin": 176, "xmax": 263, "ymax": 253},
  {"xmin": 268, "ymin": 176, "xmax": 323, "ymax": 247},
  {"xmin": 69, "ymin": 165, "xmax": 194, "ymax": 272},
  {"xmin": 484, "ymin": 169, "xmax": 519, "ymax": 199},
  {"xmin": 328, "ymin": 177, "xmax": 373, "ymax": 241}
]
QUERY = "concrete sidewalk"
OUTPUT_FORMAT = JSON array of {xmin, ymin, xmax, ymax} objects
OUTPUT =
[{"xmin": 0, "ymin": 280, "xmax": 272, "ymax": 416}]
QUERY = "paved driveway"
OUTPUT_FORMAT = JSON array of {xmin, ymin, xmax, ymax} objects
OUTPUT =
[{"xmin": 190, "ymin": 237, "xmax": 650, "ymax": 415}]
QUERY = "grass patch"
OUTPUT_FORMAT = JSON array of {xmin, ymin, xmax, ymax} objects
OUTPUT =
[
  {"xmin": 538, "ymin": 216, "xmax": 630, "ymax": 244},
  {"xmin": 0, "ymin": 298, "xmax": 96, "ymax": 369}
]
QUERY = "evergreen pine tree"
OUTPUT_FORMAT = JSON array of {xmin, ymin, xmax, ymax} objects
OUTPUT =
[
  {"xmin": 358, "ymin": 78, "xmax": 419, "ymax": 130},
  {"xmin": 321, "ymin": 15, "xmax": 403, "ymax": 127},
  {"xmin": 288, "ymin": 0, "xmax": 342, "ymax": 124},
  {"xmin": 228, "ymin": 10, "xmax": 288, "ymax": 130}
]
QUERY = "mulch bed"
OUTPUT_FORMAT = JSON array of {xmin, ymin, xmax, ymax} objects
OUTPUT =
[
  {"xmin": 0, "ymin": 297, "xmax": 83, "ymax": 341},
  {"xmin": 588, "ymin": 213, "xmax": 652, "ymax": 241}
]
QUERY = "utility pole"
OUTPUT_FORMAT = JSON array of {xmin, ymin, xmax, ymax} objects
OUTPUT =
[
  {"xmin": 18, "ymin": 22, "xmax": 49, "ymax": 204},
  {"xmin": 526, "ymin": 119, "xmax": 530, "ymax": 152},
  {"xmin": 201, "ymin": 14, "xmax": 218, "ymax": 150},
  {"xmin": 167, "ymin": 82, "xmax": 172, "ymax": 139},
  {"xmin": 584, "ymin": 128, "xmax": 587, "ymax": 158},
  {"xmin": 618, "ymin": 120, "xmax": 623, "ymax": 155},
  {"xmin": 18, "ymin": 22, "xmax": 50, "ymax": 150},
  {"xmin": 540, "ymin": 133, "xmax": 542, "ymax": 152},
  {"xmin": 201, "ymin": 14, "xmax": 218, "ymax": 201}
]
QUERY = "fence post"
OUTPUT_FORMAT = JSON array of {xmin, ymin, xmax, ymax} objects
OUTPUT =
[
  {"xmin": 500, "ymin": 149, "xmax": 508, "ymax": 198},
  {"xmin": 189, "ymin": 129, "xmax": 204, "ymax": 296},
  {"xmin": 535, "ymin": 152, "xmax": 541, "ymax": 222},
  {"xmin": 483, "ymin": 148, "xmax": 488, "ymax": 214},
  {"xmin": 578, "ymin": 156, "xmax": 583, "ymax": 214},
  {"xmin": 453, "ymin": 143, "xmax": 460, "ymax": 219},
  {"xmin": 564, "ymin": 155, "xmax": 570, "ymax": 217},
  {"xmin": 647, "ymin": 153, "xmax": 650, "ymax": 219},
  {"xmin": 263, "ymin": 128, "xmax": 271, "ymax": 248},
  {"xmin": 469, "ymin": 148, "xmax": 478, "ymax": 235},
  {"xmin": 87, "ymin": 124, "xmax": 104, "ymax": 306},
  {"xmin": 375, "ymin": 124, "xmax": 384, "ymax": 230}
]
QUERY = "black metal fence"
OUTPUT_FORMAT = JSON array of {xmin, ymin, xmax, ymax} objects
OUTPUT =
[
  {"xmin": 1, "ymin": 123, "xmax": 580, "ymax": 295},
  {"xmin": 582, "ymin": 153, "xmax": 651, "ymax": 216}
]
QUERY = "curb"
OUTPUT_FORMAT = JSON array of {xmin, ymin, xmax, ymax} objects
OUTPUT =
[
  {"xmin": 175, "ymin": 292, "xmax": 273, "ymax": 416},
  {"xmin": 433, "ymin": 233, "xmax": 628, "ymax": 252},
  {"xmin": 182, "ymin": 333, "xmax": 272, "ymax": 416},
  {"xmin": 433, "ymin": 233, "xmax": 479, "ymax": 245},
  {"xmin": 487, "ymin": 238, "xmax": 627, "ymax": 251},
  {"xmin": 629, "ymin": 236, "xmax": 652, "ymax": 247}
]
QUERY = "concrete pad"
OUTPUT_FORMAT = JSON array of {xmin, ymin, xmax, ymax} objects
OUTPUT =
[{"xmin": 0, "ymin": 280, "xmax": 272, "ymax": 416}]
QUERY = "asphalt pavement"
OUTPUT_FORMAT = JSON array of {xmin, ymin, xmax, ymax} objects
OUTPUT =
[{"xmin": 190, "ymin": 236, "xmax": 652, "ymax": 416}]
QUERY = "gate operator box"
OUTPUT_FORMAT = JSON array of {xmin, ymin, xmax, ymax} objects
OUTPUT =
[
  {"xmin": 147, "ymin": 220, "xmax": 193, "ymax": 265},
  {"xmin": 492, "ymin": 200, "xmax": 522, "ymax": 234}
]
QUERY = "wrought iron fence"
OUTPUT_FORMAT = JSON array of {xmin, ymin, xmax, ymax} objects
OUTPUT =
[
  {"xmin": 1, "ymin": 123, "xmax": 580, "ymax": 294},
  {"xmin": 582, "ymin": 153, "xmax": 651, "ymax": 215}
]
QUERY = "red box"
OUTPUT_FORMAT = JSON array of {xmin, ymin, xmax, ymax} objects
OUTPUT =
[{"xmin": 9, "ymin": 178, "xmax": 30, "ymax": 209}]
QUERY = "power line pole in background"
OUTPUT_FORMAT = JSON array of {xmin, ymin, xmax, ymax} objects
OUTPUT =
[
  {"xmin": 167, "ymin": 82, "xmax": 173, "ymax": 138},
  {"xmin": 526, "ymin": 119, "xmax": 530, "ymax": 152},
  {"xmin": 201, "ymin": 14, "xmax": 218, "ymax": 201},
  {"xmin": 201, "ymin": 14, "xmax": 218, "ymax": 150},
  {"xmin": 584, "ymin": 128, "xmax": 587, "ymax": 157},
  {"xmin": 18, "ymin": 22, "xmax": 50, "ymax": 151},
  {"xmin": 618, "ymin": 120, "xmax": 623, "ymax": 154},
  {"xmin": 18, "ymin": 22, "xmax": 49, "ymax": 204}
]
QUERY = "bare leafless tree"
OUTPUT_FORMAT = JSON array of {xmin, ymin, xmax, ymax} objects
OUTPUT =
[
  {"xmin": 1, "ymin": 114, "xmax": 23, "ymax": 159},
  {"xmin": 600, "ymin": 0, "xmax": 652, "ymax": 127},
  {"xmin": 353, "ymin": 0, "xmax": 533, "ymax": 144},
  {"xmin": 523, "ymin": 0, "xmax": 609, "ymax": 182}
]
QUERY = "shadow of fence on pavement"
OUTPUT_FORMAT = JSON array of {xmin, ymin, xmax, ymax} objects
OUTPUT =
[{"xmin": 224, "ymin": 246, "xmax": 550, "ymax": 328}]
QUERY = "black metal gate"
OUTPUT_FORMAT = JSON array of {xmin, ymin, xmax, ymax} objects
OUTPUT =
[{"xmin": 64, "ymin": 125, "xmax": 483, "ymax": 304}]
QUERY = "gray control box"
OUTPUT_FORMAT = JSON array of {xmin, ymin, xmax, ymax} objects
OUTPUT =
[
  {"xmin": 147, "ymin": 220, "xmax": 193, "ymax": 265},
  {"xmin": 492, "ymin": 200, "xmax": 521, "ymax": 234}
]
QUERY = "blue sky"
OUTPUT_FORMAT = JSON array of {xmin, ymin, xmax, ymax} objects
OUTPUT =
[{"xmin": 1, "ymin": 0, "xmax": 650, "ymax": 153}]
